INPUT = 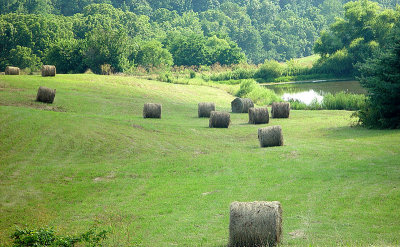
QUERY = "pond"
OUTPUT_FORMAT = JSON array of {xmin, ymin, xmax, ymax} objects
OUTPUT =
[{"xmin": 262, "ymin": 80, "xmax": 367, "ymax": 105}]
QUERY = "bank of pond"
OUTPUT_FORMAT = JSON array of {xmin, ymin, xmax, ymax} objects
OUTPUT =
[{"xmin": 262, "ymin": 80, "xmax": 367, "ymax": 110}]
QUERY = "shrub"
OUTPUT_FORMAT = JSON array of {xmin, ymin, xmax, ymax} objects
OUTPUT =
[
  {"xmin": 235, "ymin": 80, "xmax": 280, "ymax": 105},
  {"xmin": 254, "ymin": 60, "xmax": 283, "ymax": 80},
  {"xmin": 11, "ymin": 227, "xmax": 108, "ymax": 247},
  {"xmin": 322, "ymin": 92, "xmax": 366, "ymax": 110},
  {"xmin": 101, "ymin": 64, "xmax": 113, "ymax": 75},
  {"xmin": 288, "ymin": 92, "xmax": 365, "ymax": 110}
]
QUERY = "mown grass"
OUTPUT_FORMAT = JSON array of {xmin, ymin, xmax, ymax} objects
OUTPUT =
[{"xmin": 0, "ymin": 74, "xmax": 399, "ymax": 246}]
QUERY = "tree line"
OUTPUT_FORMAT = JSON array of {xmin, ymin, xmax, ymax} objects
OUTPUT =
[{"xmin": 1, "ymin": 0, "xmax": 399, "ymax": 73}]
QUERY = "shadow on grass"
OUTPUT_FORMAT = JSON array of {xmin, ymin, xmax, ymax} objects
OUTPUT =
[{"xmin": 323, "ymin": 126, "xmax": 399, "ymax": 139}]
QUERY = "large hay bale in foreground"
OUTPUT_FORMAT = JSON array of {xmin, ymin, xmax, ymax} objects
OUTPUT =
[
  {"xmin": 271, "ymin": 102, "xmax": 290, "ymax": 118},
  {"xmin": 5, "ymin": 66, "xmax": 20, "ymax": 75},
  {"xmin": 209, "ymin": 111, "xmax": 230, "ymax": 128},
  {"xmin": 36, "ymin": 86, "xmax": 56, "ymax": 104},
  {"xmin": 229, "ymin": 201, "xmax": 282, "ymax": 247},
  {"xmin": 231, "ymin": 98, "xmax": 254, "ymax": 113},
  {"xmin": 41, "ymin": 65, "xmax": 56, "ymax": 77},
  {"xmin": 143, "ymin": 103, "xmax": 162, "ymax": 118},
  {"xmin": 249, "ymin": 107, "xmax": 269, "ymax": 124},
  {"xmin": 198, "ymin": 102, "xmax": 216, "ymax": 118},
  {"xmin": 258, "ymin": 126, "xmax": 283, "ymax": 148}
]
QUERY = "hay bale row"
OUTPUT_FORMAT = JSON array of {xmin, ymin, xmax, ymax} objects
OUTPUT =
[
  {"xmin": 5, "ymin": 66, "xmax": 20, "ymax": 75},
  {"xmin": 36, "ymin": 86, "xmax": 56, "ymax": 104},
  {"xmin": 198, "ymin": 102, "xmax": 215, "ymax": 118},
  {"xmin": 229, "ymin": 201, "xmax": 282, "ymax": 247},
  {"xmin": 258, "ymin": 125, "xmax": 283, "ymax": 148},
  {"xmin": 143, "ymin": 103, "xmax": 162, "ymax": 118},
  {"xmin": 271, "ymin": 102, "xmax": 290, "ymax": 118},
  {"xmin": 231, "ymin": 98, "xmax": 254, "ymax": 113},
  {"xmin": 42, "ymin": 65, "xmax": 56, "ymax": 77},
  {"xmin": 209, "ymin": 111, "xmax": 230, "ymax": 128},
  {"xmin": 249, "ymin": 107, "xmax": 269, "ymax": 124}
]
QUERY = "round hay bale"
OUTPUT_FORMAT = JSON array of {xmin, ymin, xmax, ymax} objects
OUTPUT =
[
  {"xmin": 249, "ymin": 107, "xmax": 269, "ymax": 124},
  {"xmin": 36, "ymin": 86, "xmax": 56, "ymax": 104},
  {"xmin": 143, "ymin": 103, "xmax": 162, "ymax": 118},
  {"xmin": 198, "ymin": 102, "xmax": 216, "ymax": 118},
  {"xmin": 231, "ymin": 98, "xmax": 254, "ymax": 113},
  {"xmin": 258, "ymin": 126, "xmax": 284, "ymax": 147},
  {"xmin": 209, "ymin": 111, "xmax": 230, "ymax": 128},
  {"xmin": 5, "ymin": 66, "xmax": 20, "ymax": 75},
  {"xmin": 41, "ymin": 65, "xmax": 56, "ymax": 77},
  {"xmin": 271, "ymin": 102, "xmax": 290, "ymax": 118},
  {"xmin": 229, "ymin": 201, "xmax": 283, "ymax": 247}
]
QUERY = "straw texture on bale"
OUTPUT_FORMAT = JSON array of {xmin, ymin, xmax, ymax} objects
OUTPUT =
[
  {"xmin": 36, "ymin": 86, "xmax": 56, "ymax": 104},
  {"xmin": 41, "ymin": 65, "xmax": 56, "ymax": 77},
  {"xmin": 143, "ymin": 103, "xmax": 162, "ymax": 118},
  {"xmin": 5, "ymin": 66, "xmax": 20, "ymax": 75},
  {"xmin": 258, "ymin": 126, "xmax": 284, "ymax": 147},
  {"xmin": 209, "ymin": 111, "xmax": 230, "ymax": 128},
  {"xmin": 198, "ymin": 102, "xmax": 216, "ymax": 118},
  {"xmin": 229, "ymin": 201, "xmax": 283, "ymax": 247},
  {"xmin": 249, "ymin": 107, "xmax": 269, "ymax": 124},
  {"xmin": 271, "ymin": 102, "xmax": 290, "ymax": 118},
  {"xmin": 231, "ymin": 98, "xmax": 254, "ymax": 113}
]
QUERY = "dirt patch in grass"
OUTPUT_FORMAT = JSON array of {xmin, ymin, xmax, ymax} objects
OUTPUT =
[
  {"xmin": 93, "ymin": 173, "xmax": 116, "ymax": 182},
  {"xmin": 289, "ymin": 229, "xmax": 306, "ymax": 239},
  {"xmin": 0, "ymin": 100, "xmax": 66, "ymax": 112}
]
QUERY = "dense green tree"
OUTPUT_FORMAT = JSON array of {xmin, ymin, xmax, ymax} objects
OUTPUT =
[
  {"xmin": 314, "ymin": 0, "xmax": 399, "ymax": 75},
  {"xmin": 84, "ymin": 28, "xmax": 133, "ymax": 73},
  {"xmin": 135, "ymin": 40, "xmax": 173, "ymax": 68},
  {"xmin": 45, "ymin": 39, "xmax": 85, "ymax": 73},
  {"xmin": 356, "ymin": 23, "xmax": 400, "ymax": 128},
  {"xmin": 8, "ymin": 45, "xmax": 42, "ymax": 70}
]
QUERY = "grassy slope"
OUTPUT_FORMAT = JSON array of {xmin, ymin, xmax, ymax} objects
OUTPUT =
[{"xmin": 0, "ymin": 74, "xmax": 399, "ymax": 246}]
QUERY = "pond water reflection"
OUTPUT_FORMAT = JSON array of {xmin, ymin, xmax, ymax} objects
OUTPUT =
[{"xmin": 263, "ymin": 80, "xmax": 367, "ymax": 105}]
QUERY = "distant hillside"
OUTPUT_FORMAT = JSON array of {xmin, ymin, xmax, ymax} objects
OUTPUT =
[{"xmin": 0, "ymin": 0, "xmax": 398, "ymax": 71}]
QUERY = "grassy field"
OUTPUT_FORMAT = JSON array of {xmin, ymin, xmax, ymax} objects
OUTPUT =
[{"xmin": 0, "ymin": 74, "xmax": 399, "ymax": 246}]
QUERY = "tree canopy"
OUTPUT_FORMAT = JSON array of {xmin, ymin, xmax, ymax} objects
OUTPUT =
[{"xmin": 1, "ymin": 0, "xmax": 400, "ymax": 72}]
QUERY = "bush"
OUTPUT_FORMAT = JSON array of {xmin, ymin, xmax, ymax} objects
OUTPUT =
[
  {"xmin": 101, "ymin": 64, "xmax": 113, "ymax": 75},
  {"xmin": 210, "ymin": 67, "xmax": 256, "ymax": 81},
  {"xmin": 235, "ymin": 79, "xmax": 280, "ymax": 105},
  {"xmin": 322, "ymin": 92, "xmax": 366, "ymax": 110},
  {"xmin": 11, "ymin": 227, "xmax": 108, "ymax": 247},
  {"xmin": 254, "ymin": 60, "xmax": 283, "ymax": 80},
  {"xmin": 354, "ymin": 24, "xmax": 400, "ymax": 129},
  {"xmin": 312, "ymin": 48, "xmax": 353, "ymax": 76},
  {"xmin": 8, "ymin": 45, "xmax": 42, "ymax": 71}
]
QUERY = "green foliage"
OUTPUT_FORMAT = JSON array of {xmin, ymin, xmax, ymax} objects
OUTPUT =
[
  {"xmin": 8, "ymin": 45, "xmax": 42, "ymax": 71},
  {"xmin": 289, "ymin": 92, "xmax": 366, "ymax": 110},
  {"xmin": 254, "ymin": 60, "xmax": 282, "ymax": 80},
  {"xmin": 84, "ymin": 28, "xmax": 133, "ymax": 74},
  {"xmin": 11, "ymin": 227, "xmax": 108, "ymax": 247},
  {"xmin": 313, "ymin": 48, "xmax": 354, "ymax": 76},
  {"xmin": 1, "ymin": 0, "xmax": 399, "ymax": 72},
  {"xmin": 323, "ymin": 92, "xmax": 367, "ymax": 110},
  {"xmin": 209, "ymin": 67, "xmax": 255, "ymax": 81},
  {"xmin": 45, "ymin": 39, "xmax": 85, "ymax": 74},
  {"xmin": 136, "ymin": 40, "xmax": 173, "ymax": 68},
  {"xmin": 355, "ymin": 22, "xmax": 400, "ymax": 128},
  {"xmin": 235, "ymin": 79, "xmax": 280, "ymax": 105},
  {"xmin": 166, "ymin": 33, "xmax": 245, "ymax": 66},
  {"xmin": 313, "ymin": 0, "xmax": 399, "ymax": 76}
]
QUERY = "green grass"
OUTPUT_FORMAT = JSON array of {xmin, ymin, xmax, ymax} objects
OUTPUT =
[
  {"xmin": 1, "ymin": 74, "xmax": 400, "ymax": 246},
  {"xmin": 294, "ymin": 54, "xmax": 321, "ymax": 68}
]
